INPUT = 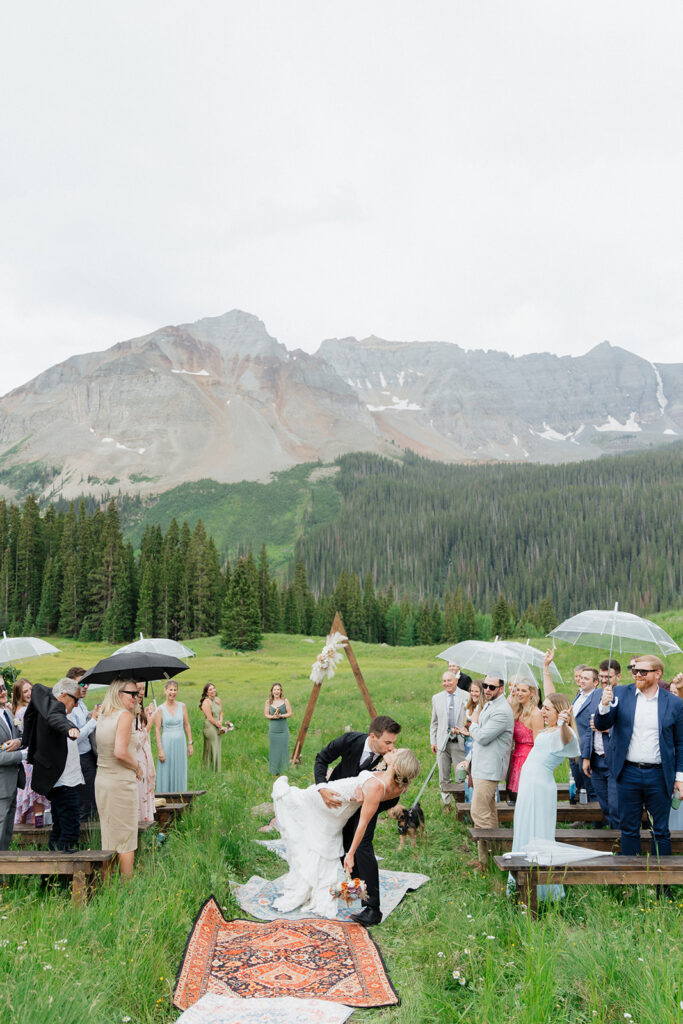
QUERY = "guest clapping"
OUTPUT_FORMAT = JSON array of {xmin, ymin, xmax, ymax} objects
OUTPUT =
[
  {"xmin": 506, "ymin": 674, "xmax": 543, "ymax": 803},
  {"xmin": 95, "ymin": 678, "xmax": 143, "ymax": 877}
]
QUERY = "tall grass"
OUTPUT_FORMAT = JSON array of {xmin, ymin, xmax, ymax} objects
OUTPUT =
[{"xmin": 1, "ymin": 625, "xmax": 682, "ymax": 1023}]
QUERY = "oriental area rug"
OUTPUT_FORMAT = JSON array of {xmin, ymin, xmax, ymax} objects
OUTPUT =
[{"xmin": 174, "ymin": 897, "xmax": 399, "ymax": 1011}]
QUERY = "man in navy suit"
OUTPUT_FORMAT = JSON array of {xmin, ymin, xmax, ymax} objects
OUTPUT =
[
  {"xmin": 597, "ymin": 655, "xmax": 683, "ymax": 856},
  {"xmin": 581, "ymin": 659, "xmax": 621, "ymax": 828},
  {"xmin": 569, "ymin": 667, "xmax": 599, "ymax": 801},
  {"xmin": 314, "ymin": 714, "xmax": 401, "ymax": 926}
]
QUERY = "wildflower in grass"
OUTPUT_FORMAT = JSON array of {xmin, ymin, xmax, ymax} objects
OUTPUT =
[
  {"xmin": 437, "ymin": 951, "xmax": 445, "ymax": 958},
  {"xmin": 458, "ymin": 978, "xmax": 466, "ymax": 986},
  {"xmin": 453, "ymin": 970, "xmax": 460, "ymax": 978},
  {"xmin": 623, "ymin": 1015, "xmax": 632, "ymax": 1020},
  {"xmin": 486, "ymin": 935, "xmax": 495, "ymax": 940},
  {"xmin": 464, "ymin": 948, "xmax": 470, "ymax": 955},
  {"xmin": 122, "ymin": 1017, "xmax": 132, "ymax": 1022}
]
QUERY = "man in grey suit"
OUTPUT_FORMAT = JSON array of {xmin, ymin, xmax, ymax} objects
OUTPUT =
[
  {"xmin": 430, "ymin": 670, "xmax": 469, "ymax": 813},
  {"xmin": 0, "ymin": 676, "xmax": 26, "ymax": 850},
  {"xmin": 458, "ymin": 675, "xmax": 514, "ymax": 871}
]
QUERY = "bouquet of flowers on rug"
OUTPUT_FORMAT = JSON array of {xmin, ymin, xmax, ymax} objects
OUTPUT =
[
  {"xmin": 310, "ymin": 631, "xmax": 347, "ymax": 685},
  {"xmin": 330, "ymin": 872, "xmax": 368, "ymax": 906}
]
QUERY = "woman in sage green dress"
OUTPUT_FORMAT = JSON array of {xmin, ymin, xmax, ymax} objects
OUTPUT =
[
  {"xmin": 200, "ymin": 683, "xmax": 231, "ymax": 771},
  {"xmin": 265, "ymin": 684, "xmax": 292, "ymax": 776}
]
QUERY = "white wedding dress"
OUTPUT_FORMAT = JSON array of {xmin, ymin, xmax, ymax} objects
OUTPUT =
[{"xmin": 272, "ymin": 770, "xmax": 380, "ymax": 918}]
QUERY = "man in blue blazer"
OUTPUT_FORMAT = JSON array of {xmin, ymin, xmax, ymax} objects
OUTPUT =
[
  {"xmin": 581, "ymin": 659, "xmax": 621, "ymax": 828},
  {"xmin": 597, "ymin": 654, "xmax": 683, "ymax": 856},
  {"xmin": 569, "ymin": 667, "xmax": 600, "ymax": 801}
]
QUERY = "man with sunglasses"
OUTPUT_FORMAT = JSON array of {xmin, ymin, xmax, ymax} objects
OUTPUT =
[
  {"xmin": 457, "ymin": 676, "xmax": 513, "ymax": 871},
  {"xmin": 598, "ymin": 655, "xmax": 683, "ymax": 857},
  {"xmin": 0, "ymin": 676, "xmax": 26, "ymax": 850}
]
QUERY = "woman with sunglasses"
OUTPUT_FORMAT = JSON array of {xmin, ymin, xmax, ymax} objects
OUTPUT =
[{"xmin": 95, "ymin": 677, "xmax": 144, "ymax": 878}]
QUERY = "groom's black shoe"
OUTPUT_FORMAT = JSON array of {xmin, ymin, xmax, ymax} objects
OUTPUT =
[{"xmin": 350, "ymin": 905, "xmax": 382, "ymax": 927}]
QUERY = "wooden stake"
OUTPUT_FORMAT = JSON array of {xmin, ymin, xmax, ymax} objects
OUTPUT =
[{"xmin": 290, "ymin": 611, "xmax": 378, "ymax": 764}]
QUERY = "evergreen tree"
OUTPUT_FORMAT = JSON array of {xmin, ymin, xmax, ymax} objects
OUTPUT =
[
  {"xmin": 221, "ymin": 556, "xmax": 262, "ymax": 650},
  {"xmin": 36, "ymin": 555, "xmax": 61, "ymax": 634},
  {"xmin": 283, "ymin": 585, "xmax": 301, "ymax": 634},
  {"xmin": 462, "ymin": 600, "xmax": 477, "ymax": 640},
  {"xmin": 491, "ymin": 593, "xmax": 512, "ymax": 639},
  {"xmin": 415, "ymin": 600, "xmax": 433, "ymax": 645},
  {"xmin": 537, "ymin": 597, "xmax": 558, "ymax": 633},
  {"xmin": 431, "ymin": 599, "xmax": 443, "ymax": 643}
]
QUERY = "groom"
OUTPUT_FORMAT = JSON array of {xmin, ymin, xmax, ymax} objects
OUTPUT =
[{"xmin": 314, "ymin": 714, "xmax": 401, "ymax": 926}]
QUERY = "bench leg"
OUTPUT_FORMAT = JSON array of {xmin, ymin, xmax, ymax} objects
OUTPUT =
[{"xmin": 71, "ymin": 868, "xmax": 87, "ymax": 905}]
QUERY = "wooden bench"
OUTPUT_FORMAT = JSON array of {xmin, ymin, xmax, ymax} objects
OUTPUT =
[
  {"xmin": 455, "ymin": 802, "xmax": 605, "ymax": 824},
  {"xmin": 155, "ymin": 789, "xmax": 206, "ymax": 805},
  {"xmin": 155, "ymin": 802, "xmax": 188, "ymax": 829},
  {"xmin": 497, "ymin": 853, "xmax": 683, "ymax": 918},
  {"xmin": 0, "ymin": 850, "xmax": 116, "ymax": 904},
  {"xmin": 469, "ymin": 827, "xmax": 683, "ymax": 854},
  {"xmin": 443, "ymin": 782, "xmax": 573, "ymax": 803},
  {"xmin": 13, "ymin": 819, "xmax": 155, "ymax": 848}
]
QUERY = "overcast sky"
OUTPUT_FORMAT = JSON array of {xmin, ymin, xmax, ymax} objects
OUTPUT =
[{"xmin": 2, "ymin": 2, "xmax": 682, "ymax": 396}]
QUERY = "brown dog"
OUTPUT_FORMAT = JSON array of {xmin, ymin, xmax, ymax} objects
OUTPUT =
[{"xmin": 387, "ymin": 802, "xmax": 425, "ymax": 849}]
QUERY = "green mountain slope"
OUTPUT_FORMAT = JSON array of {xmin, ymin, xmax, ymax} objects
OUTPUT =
[{"xmin": 118, "ymin": 463, "xmax": 341, "ymax": 572}]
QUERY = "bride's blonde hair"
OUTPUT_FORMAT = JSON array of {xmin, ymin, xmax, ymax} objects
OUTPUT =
[{"xmin": 391, "ymin": 748, "xmax": 420, "ymax": 787}]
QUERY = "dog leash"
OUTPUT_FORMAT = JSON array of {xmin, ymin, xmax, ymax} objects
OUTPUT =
[{"xmin": 410, "ymin": 757, "xmax": 439, "ymax": 811}]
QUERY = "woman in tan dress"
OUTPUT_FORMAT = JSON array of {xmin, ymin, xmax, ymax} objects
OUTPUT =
[{"xmin": 95, "ymin": 678, "xmax": 143, "ymax": 878}]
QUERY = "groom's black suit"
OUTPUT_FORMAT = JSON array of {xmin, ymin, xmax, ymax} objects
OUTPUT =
[{"xmin": 314, "ymin": 731, "xmax": 398, "ymax": 912}]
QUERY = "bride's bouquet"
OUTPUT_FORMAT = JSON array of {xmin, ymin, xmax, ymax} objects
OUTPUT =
[{"xmin": 330, "ymin": 872, "xmax": 368, "ymax": 906}]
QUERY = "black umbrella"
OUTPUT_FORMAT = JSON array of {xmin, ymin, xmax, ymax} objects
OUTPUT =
[{"xmin": 80, "ymin": 652, "xmax": 190, "ymax": 687}]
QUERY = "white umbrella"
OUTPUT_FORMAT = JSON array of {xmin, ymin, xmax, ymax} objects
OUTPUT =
[
  {"xmin": 498, "ymin": 640, "xmax": 564, "ymax": 687},
  {"xmin": 438, "ymin": 639, "xmax": 538, "ymax": 683},
  {"xmin": 0, "ymin": 632, "xmax": 60, "ymax": 666},
  {"xmin": 113, "ymin": 633, "xmax": 196, "ymax": 660},
  {"xmin": 548, "ymin": 603, "xmax": 681, "ymax": 658}
]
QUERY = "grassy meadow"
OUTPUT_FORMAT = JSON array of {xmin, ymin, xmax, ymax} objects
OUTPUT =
[{"xmin": 1, "ymin": 619, "xmax": 683, "ymax": 1024}]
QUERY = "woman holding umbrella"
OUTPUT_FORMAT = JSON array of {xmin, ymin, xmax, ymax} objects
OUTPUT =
[{"xmin": 95, "ymin": 677, "xmax": 144, "ymax": 878}]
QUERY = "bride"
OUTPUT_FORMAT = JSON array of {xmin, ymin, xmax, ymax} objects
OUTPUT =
[{"xmin": 272, "ymin": 748, "xmax": 420, "ymax": 918}]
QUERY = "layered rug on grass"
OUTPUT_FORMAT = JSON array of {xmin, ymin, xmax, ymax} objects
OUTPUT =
[
  {"xmin": 175, "ymin": 993, "xmax": 355, "ymax": 1024},
  {"xmin": 244, "ymin": 840, "xmax": 428, "ymax": 923},
  {"xmin": 174, "ymin": 897, "xmax": 398, "ymax": 1010}
]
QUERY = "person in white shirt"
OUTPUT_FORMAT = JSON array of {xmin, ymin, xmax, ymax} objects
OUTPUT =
[
  {"xmin": 598, "ymin": 655, "xmax": 683, "ymax": 856},
  {"xmin": 66, "ymin": 668, "xmax": 99, "ymax": 821},
  {"xmin": 47, "ymin": 679, "xmax": 84, "ymax": 852}
]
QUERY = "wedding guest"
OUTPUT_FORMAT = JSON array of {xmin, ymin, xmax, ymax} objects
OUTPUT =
[
  {"xmin": 581, "ymin": 659, "xmax": 621, "ymax": 828},
  {"xmin": 154, "ymin": 680, "xmax": 192, "ymax": 792},
  {"xmin": 598, "ymin": 655, "xmax": 683, "ymax": 857},
  {"xmin": 506, "ymin": 674, "xmax": 544, "ymax": 803},
  {"xmin": 447, "ymin": 661, "xmax": 473, "ymax": 693},
  {"xmin": 199, "ymin": 683, "xmax": 228, "ymax": 771},
  {"xmin": 66, "ymin": 667, "xmax": 99, "ymax": 822},
  {"xmin": 461, "ymin": 680, "xmax": 484, "ymax": 801},
  {"xmin": 264, "ymin": 683, "xmax": 291, "ymax": 776},
  {"xmin": 133, "ymin": 682, "xmax": 156, "ymax": 823},
  {"xmin": 545, "ymin": 653, "xmax": 597, "ymax": 801},
  {"xmin": 11, "ymin": 678, "xmax": 49, "ymax": 827},
  {"xmin": 0, "ymin": 676, "xmax": 25, "ymax": 850},
  {"xmin": 508, "ymin": 693, "xmax": 579, "ymax": 902},
  {"xmin": 458, "ymin": 676, "xmax": 514, "ymax": 872},
  {"xmin": 670, "ymin": 675, "xmax": 683, "ymax": 830},
  {"xmin": 95, "ymin": 678, "xmax": 143, "ymax": 877},
  {"xmin": 430, "ymin": 670, "xmax": 468, "ymax": 813},
  {"xmin": 22, "ymin": 679, "xmax": 83, "ymax": 852}
]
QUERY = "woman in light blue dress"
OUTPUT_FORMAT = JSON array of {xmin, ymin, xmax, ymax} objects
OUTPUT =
[
  {"xmin": 508, "ymin": 692, "xmax": 580, "ymax": 902},
  {"xmin": 154, "ymin": 680, "xmax": 193, "ymax": 792}
]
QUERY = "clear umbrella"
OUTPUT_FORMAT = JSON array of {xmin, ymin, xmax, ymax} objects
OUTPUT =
[
  {"xmin": 438, "ymin": 639, "xmax": 538, "ymax": 683},
  {"xmin": 113, "ymin": 633, "xmax": 195, "ymax": 660},
  {"xmin": 498, "ymin": 640, "xmax": 564, "ymax": 687},
  {"xmin": 548, "ymin": 603, "xmax": 681, "ymax": 659},
  {"xmin": 0, "ymin": 632, "xmax": 60, "ymax": 666}
]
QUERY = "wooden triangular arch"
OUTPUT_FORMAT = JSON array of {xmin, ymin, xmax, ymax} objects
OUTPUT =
[{"xmin": 291, "ymin": 612, "xmax": 378, "ymax": 763}]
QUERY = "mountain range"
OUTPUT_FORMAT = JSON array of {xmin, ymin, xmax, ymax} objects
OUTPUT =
[{"xmin": 0, "ymin": 309, "xmax": 681, "ymax": 502}]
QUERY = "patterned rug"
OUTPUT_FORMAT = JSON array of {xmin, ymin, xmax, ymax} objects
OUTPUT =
[
  {"xmin": 234, "ymin": 858, "xmax": 428, "ymax": 923},
  {"xmin": 174, "ymin": 897, "xmax": 398, "ymax": 1010},
  {"xmin": 175, "ymin": 993, "xmax": 355, "ymax": 1024}
]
